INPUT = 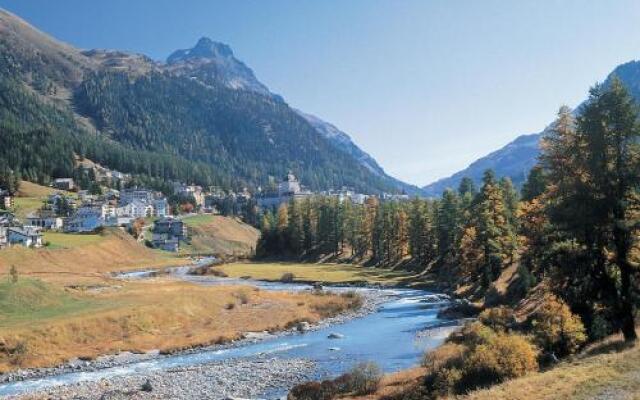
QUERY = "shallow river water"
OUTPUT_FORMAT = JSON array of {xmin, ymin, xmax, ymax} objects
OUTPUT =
[{"xmin": 0, "ymin": 265, "xmax": 457, "ymax": 397}]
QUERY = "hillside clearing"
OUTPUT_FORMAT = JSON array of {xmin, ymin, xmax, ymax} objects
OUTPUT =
[{"xmin": 182, "ymin": 215, "xmax": 260, "ymax": 257}]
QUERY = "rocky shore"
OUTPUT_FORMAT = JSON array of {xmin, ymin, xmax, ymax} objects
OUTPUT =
[
  {"xmin": 1, "ymin": 288, "xmax": 396, "ymax": 399},
  {"xmin": 9, "ymin": 357, "xmax": 314, "ymax": 400}
]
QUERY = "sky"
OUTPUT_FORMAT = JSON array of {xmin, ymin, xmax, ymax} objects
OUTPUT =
[{"xmin": 2, "ymin": 0, "xmax": 640, "ymax": 187}]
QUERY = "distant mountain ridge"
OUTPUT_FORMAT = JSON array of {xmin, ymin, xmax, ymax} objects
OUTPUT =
[
  {"xmin": 422, "ymin": 59, "xmax": 640, "ymax": 197},
  {"xmin": 165, "ymin": 36, "xmax": 421, "ymax": 194}
]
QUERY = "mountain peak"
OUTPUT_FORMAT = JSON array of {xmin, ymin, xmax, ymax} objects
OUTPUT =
[{"xmin": 167, "ymin": 37, "xmax": 234, "ymax": 64}]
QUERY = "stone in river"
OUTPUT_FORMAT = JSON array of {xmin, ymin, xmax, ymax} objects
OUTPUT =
[{"xmin": 327, "ymin": 332, "xmax": 344, "ymax": 339}]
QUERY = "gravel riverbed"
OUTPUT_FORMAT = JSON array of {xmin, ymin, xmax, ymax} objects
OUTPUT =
[{"xmin": 9, "ymin": 357, "xmax": 314, "ymax": 400}]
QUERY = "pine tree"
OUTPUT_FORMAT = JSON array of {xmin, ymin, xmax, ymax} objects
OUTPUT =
[{"xmin": 544, "ymin": 81, "xmax": 639, "ymax": 341}]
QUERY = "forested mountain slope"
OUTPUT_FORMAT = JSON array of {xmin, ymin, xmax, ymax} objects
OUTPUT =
[{"xmin": 0, "ymin": 8, "xmax": 412, "ymax": 194}]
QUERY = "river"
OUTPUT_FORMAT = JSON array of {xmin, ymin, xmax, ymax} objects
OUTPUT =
[{"xmin": 0, "ymin": 265, "xmax": 458, "ymax": 398}]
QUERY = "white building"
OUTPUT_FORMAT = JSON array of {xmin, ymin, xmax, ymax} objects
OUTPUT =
[
  {"xmin": 120, "ymin": 189, "xmax": 155, "ymax": 205},
  {"xmin": 7, "ymin": 226, "xmax": 43, "ymax": 247},
  {"xmin": 278, "ymin": 172, "xmax": 302, "ymax": 197},
  {"xmin": 26, "ymin": 210, "xmax": 64, "ymax": 230},
  {"xmin": 53, "ymin": 178, "xmax": 75, "ymax": 191},
  {"xmin": 116, "ymin": 200, "xmax": 153, "ymax": 219}
]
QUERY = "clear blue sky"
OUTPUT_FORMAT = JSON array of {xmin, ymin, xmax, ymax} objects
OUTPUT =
[{"xmin": 2, "ymin": 0, "xmax": 640, "ymax": 186}]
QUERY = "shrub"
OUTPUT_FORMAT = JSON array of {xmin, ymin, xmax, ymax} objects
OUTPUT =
[
  {"xmin": 9, "ymin": 265, "xmax": 18, "ymax": 284},
  {"xmin": 448, "ymin": 321, "xmax": 496, "ymax": 348},
  {"xmin": 478, "ymin": 306, "xmax": 516, "ymax": 332},
  {"xmin": 422, "ymin": 343, "xmax": 466, "ymax": 372},
  {"xmin": 459, "ymin": 333, "xmax": 538, "ymax": 391},
  {"xmin": 280, "ymin": 272, "xmax": 295, "ymax": 283},
  {"xmin": 224, "ymin": 302, "xmax": 235, "ymax": 310},
  {"xmin": 287, "ymin": 380, "xmax": 337, "ymax": 400},
  {"xmin": 431, "ymin": 367, "xmax": 463, "ymax": 397},
  {"xmin": 589, "ymin": 313, "xmax": 612, "ymax": 342},
  {"xmin": 8, "ymin": 341, "xmax": 28, "ymax": 366},
  {"xmin": 530, "ymin": 295, "xmax": 587, "ymax": 357},
  {"xmin": 233, "ymin": 289, "xmax": 250, "ymax": 305},
  {"xmin": 346, "ymin": 361, "xmax": 382, "ymax": 395}
]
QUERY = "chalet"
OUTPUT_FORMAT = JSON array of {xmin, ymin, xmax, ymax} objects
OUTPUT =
[
  {"xmin": 26, "ymin": 209, "xmax": 63, "ymax": 230},
  {"xmin": 65, "ymin": 207, "xmax": 103, "ymax": 233},
  {"xmin": 7, "ymin": 226, "xmax": 43, "ymax": 247},
  {"xmin": 53, "ymin": 178, "xmax": 75, "ymax": 191},
  {"xmin": 116, "ymin": 200, "xmax": 153, "ymax": 219},
  {"xmin": 151, "ymin": 217, "xmax": 186, "ymax": 252}
]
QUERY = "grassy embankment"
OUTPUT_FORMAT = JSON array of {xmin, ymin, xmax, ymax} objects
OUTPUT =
[
  {"xmin": 0, "ymin": 276, "xmax": 359, "ymax": 372},
  {"xmin": 180, "ymin": 214, "xmax": 260, "ymax": 258},
  {"xmin": 12, "ymin": 181, "xmax": 74, "ymax": 219}
]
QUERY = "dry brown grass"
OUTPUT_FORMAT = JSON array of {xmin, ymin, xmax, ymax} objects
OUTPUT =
[
  {"xmin": 0, "ymin": 278, "xmax": 355, "ymax": 372},
  {"xmin": 462, "ymin": 336, "xmax": 640, "ymax": 400},
  {"xmin": 183, "ymin": 215, "xmax": 260, "ymax": 257},
  {"xmin": 342, "ymin": 332, "xmax": 640, "ymax": 400},
  {"xmin": 339, "ymin": 368, "xmax": 427, "ymax": 399},
  {"xmin": 0, "ymin": 229, "xmax": 185, "ymax": 286}
]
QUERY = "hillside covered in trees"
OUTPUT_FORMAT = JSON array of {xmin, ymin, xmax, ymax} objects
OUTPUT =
[{"xmin": 0, "ymin": 9, "xmax": 410, "ymax": 194}]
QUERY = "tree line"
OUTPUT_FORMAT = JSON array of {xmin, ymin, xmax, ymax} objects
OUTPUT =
[{"xmin": 259, "ymin": 78, "xmax": 640, "ymax": 343}]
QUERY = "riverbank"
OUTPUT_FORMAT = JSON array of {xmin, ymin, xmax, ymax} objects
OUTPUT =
[
  {"xmin": 10, "ymin": 357, "xmax": 315, "ymax": 400},
  {"xmin": 0, "ymin": 286, "xmax": 389, "ymax": 385}
]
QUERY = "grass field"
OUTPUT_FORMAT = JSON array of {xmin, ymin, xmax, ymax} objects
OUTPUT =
[
  {"xmin": 0, "ymin": 229, "xmax": 185, "ymax": 286},
  {"xmin": 0, "ymin": 278, "xmax": 98, "ymax": 327},
  {"xmin": 0, "ymin": 278, "xmax": 360, "ymax": 371},
  {"xmin": 182, "ymin": 215, "xmax": 260, "ymax": 257},
  {"xmin": 218, "ymin": 262, "xmax": 426, "ymax": 286},
  {"xmin": 182, "ymin": 214, "xmax": 216, "ymax": 227},
  {"xmin": 43, "ymin": 232, "xmax": 105, "ymax": 250},
  {"xmin": 12, "ymin": 181, "xmax": 75, "ymax": 219}
]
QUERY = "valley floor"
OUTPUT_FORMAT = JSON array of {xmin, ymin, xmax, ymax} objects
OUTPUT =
[{"xmin": 0, "ymin": 219, "xmax": 358, "ymax": 372}]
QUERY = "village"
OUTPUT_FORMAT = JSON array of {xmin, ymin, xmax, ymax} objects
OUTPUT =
[{"xmin": 0, "ymin": 165, "xmax": 408, "ymax": 253}]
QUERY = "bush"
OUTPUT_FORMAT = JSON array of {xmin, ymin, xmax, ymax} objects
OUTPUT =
[
  {"xmin": 530, "ymin": 295, "xmax": 587, "ymax": 357},
  {"xmin": 233, "ymin": 289, "xmax": 250, "ymax": 305},
  {"xmin": 478, "ymin": 306, "xmax": 516, "ymax": 332},
  {"xmin": 280, "ymin": 272, "xmax": 295, "ymax": 283},
  {"xmin": 431, "ymin": 367, "xmax": 463, "ymax": 397},
  {"xmin": 288, "ymin": 380, "xmax": 337, "ymax": 400},
  {"xmin": 448, "ymin": 321, "xmax": 496, "ymax": 348},
  {"xmin": 347, "ymin": 361, "xmax": 382, "ymax": 395},
  {"xmin": 460, "ymin": 333, "xmax": 538, "ymax": 391},
  {"xmin": 422, "ymin": 343, "xmax": 466, "ymax": 372},
  {"xmin": 425, "ymin": 322, "xmax": 538, "ymax": 396}
]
